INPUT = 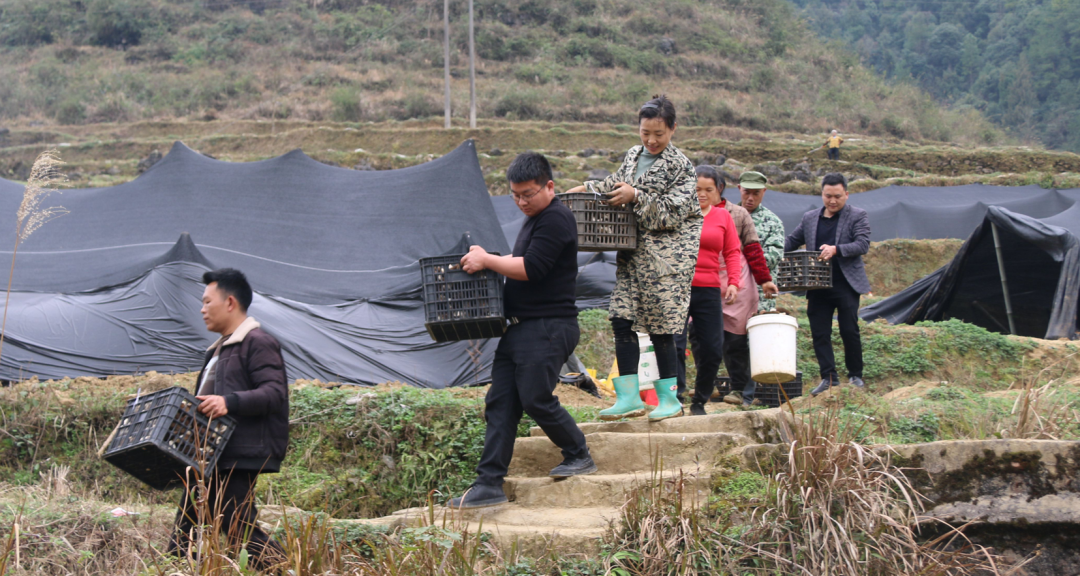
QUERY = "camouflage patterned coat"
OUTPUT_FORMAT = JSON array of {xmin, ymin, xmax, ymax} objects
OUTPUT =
[
  {"xmin": 592, "ymin": 144, "xmax": 702, "ymax": 334},
  {"xmin": 745, "ymin": 204, "xmax": 784, "ymax": 312}
]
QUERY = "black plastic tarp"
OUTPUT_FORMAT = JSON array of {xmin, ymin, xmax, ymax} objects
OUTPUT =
[
  {"xmin": 722, "ymin": 183, "xmax": 1073, "ymax": 241},
  {"xmin": 860, "ymin": 205, "xmax": 1080, "ymax": 339},
  {"xmin": 490, "ymin": 195, "xmax": 616, "ymax": 310},
  {"xmin": 0, "ymin": 141, "xmax": 510, "ymax": 386}
]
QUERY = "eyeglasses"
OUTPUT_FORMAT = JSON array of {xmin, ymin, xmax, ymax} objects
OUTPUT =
[{"xmin": 511, "ymin": 184, "xmax": 545, "ymax": 202}]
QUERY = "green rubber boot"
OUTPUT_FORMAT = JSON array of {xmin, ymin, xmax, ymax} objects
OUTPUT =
[
  {"xmin": 648, "ymin": 378, "xmax": 683, "ymax": 421},
  {"xmin": 599, "ymin": 375, "xmax": 647, "ymax": 421}
]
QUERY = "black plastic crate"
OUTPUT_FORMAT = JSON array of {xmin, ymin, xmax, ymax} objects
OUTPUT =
[
  {"xmin": 754, "ymin": 372, "xmax": 804, "ymax": 408},
  {"xmin": 777, "ymin": 250, "xmax": 832, "ymax": 291},
  {"xmin": 558, "ymin": 191, "xmax": 637, "ymax": 252},
  {"xmin": 103, "ymin": 387, "xmax": 236, "ymax": 490},
  {"xmin": 420, "ymin": 254, "xmax": 505, "ymax": 342}
]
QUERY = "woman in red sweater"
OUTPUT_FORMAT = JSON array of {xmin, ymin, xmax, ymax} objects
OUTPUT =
[{"xmin": 683, "ymin": 167, "xmax": 742, "ymax": 415}]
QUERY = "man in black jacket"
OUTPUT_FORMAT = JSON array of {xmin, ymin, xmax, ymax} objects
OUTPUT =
[
  {"xmin": 785, "ymin": 173, "xmax": 871, "ymax": 396},
  {"xmin": 168, "ymin": 268, "xmax": 288, "ymax": 569},
  {"xmin": 448, "ymin": 152, "xmax": 595, "ymax": 509}
]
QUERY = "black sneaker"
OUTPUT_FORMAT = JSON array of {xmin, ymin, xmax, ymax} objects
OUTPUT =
[
  {"xmin": 446, "ymin": 483, "xmax": 508, "ymax": 509},
  {"xmin": 849, "ymin": 376, "xmax": 866, "ymax": 389},
  {"xmin": 690, "ymin": 403, "xmax": 707, "ymax": 416},
  {"xmin": 549, "ymin": 452, "xmax": 598, "ymax": 479},
  {"xmin": 811, "ymin": 377, "xmax": 837, "ymax": 397}
]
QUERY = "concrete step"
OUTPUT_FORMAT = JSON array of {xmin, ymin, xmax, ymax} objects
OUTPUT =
[
  {"xmin": 504, "ymin": 468, "xmax": 713, "ymax": 508},
  {"xmin": 530, "ymin": 408, "xmax": 783, "ymax": 444},
  {"xmin": 509, "ymin": 431, "xmax": 747, "ymax": 477}
]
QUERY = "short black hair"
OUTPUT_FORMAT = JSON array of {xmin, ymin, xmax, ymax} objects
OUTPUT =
[
  {"xmin": 694, "ymin": 165, "xmax": 725, "ymax": 191},
  {"xmin": 506, "ymin": 151, "xmax": 553, "ymax": 186},
  {"xmin": 203, "ymin": 268, "xmax": 253, "ymax": 312},
  {"xmin": 821, "ymin": 172, "xmax": 848, "ymax": 191},
  {"xmin": 638, "ymin": 94, "xmax": 676, "ymax": 129}
]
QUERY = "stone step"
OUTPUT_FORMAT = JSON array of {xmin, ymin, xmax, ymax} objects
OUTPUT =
[
  {"xmin": 339, "ymin": 507, "xmax": 608, "ymax": 556},
  {"xmin": 509, "ymin": 431, "xmax": 747, "ymax": 477},
  {"xmin": 530, "ymin": 408, "xmax": 783, "ymax": 445},
  {"xmin": 504, "ymin": 468, "xmax": 713, "ymax": 508}
]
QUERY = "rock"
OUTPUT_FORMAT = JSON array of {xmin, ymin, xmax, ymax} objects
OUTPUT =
[
  {"xmin": 0, "ymin": 127, "xmax": 9, "ymax": 137},
  {"xmin": 719, "ymin": 169, "xmax": 738, "ymax": 184},
  {"xmin": 658, "ymin": 37, "xmax": 677, "ymax": 55},
  {"xmin": 789, "ymin": 169, "xmax": 812, "ymax": 183},
  {"xmin": 586, "ymin": 168, "xmax": 611, "ymax": 181},
  {"xmin": 579, "ymin": 148, "xmax": 596, "ymax": 158},
  {"xmin": 714, "ymin": 154, "xmax": 727, "ymax": 166},
  {"xmin": 914, "ymin": 161, "xmax": 926, "ymax": 170},
  {"xmin": 106, "ymin": 166, "xmax": 120, "ymax": 175},
  {"xmin": 489, "ymin": 148, "xmax": 503, "ymax": 156},
  {"xmin": 136, "ymin": 150, "xmax": 163, "ymax": 173},
  {"xmin": 794, "ymin": 162, "xmax": 811, "ymax": 173},
  {"xmin": 354, "ymin": 160, "xmax": 375, "ymax": 171},
  {"xmin": 609, "ymin": 151, "xmax": 626, "ymax": 163},
  {"xmin": 753, "ymin": 164, "xmax": 783, "ymax": 178},
  {"xmin": 320, "ymin": 159, "xmax": 340, "ymax": 167}
]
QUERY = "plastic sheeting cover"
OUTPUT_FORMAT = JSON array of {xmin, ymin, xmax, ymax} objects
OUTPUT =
[{"xmin": 0, "ymin": 141, "xmax": 509, "ymax": 386}]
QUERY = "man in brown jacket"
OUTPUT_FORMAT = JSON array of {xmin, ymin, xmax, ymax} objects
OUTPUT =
[{"xmin": 168, "ymin": 268, "xmax": 288, "ymax": 569}]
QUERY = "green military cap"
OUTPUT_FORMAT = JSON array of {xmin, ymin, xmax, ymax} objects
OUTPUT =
[{"xmin": 739, "ymin": 171, "xmax": 767, "ymax": 189}]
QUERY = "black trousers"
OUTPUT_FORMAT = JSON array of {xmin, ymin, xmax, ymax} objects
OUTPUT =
[
  {"xmin": 672, "ymin": 287, "xmax": 726, "ymax": 405},
  {"xmin": 476, "ymin": 317, "xmax": 588, "ymax": 486},
  {"xmin": 807, "ymin": 281, "xmax": 863, "ymax": 380},
  {"xmin": 827, "ymin": 147, "xmax": 840, "ymax": 160},
  {"xmin": 611, "ymin": 318, "xmax": 679, "ymax": 380},
  {"xmin": 722, "ymin": 331, "xmax": 756, "ymax": 402},
  {"xmin": 170, "ymin": 469, "xmax": 285, "ymax": 570}
]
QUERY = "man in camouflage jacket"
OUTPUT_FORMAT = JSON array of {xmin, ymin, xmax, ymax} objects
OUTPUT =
[
  {"xmin": 591, "ymin": 144, "xmax": 702, "ymax": 334},
  {"xmin": 738, "ymin": 171, "xmax": 784, "ymax": 312}
]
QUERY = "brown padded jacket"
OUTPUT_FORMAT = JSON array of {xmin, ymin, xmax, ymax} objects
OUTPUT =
[{"xmin": 195, "ymin": 317, "xmax": 289, "ymax": 473}]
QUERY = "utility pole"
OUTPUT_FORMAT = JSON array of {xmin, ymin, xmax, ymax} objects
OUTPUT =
[
  {"xmin": 468, "ymin": 0, "xmax": 476, "ymax": 129},
  {"xmin": 443, "ymin": 0, "xmax": 451, "ymax": 129}
]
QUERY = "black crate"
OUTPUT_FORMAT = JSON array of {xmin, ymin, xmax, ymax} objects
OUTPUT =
[
  {"xmin": 777, "ymin": 250, "xmax": 832, "ymax": 291},
  {"xmin": 754, "ymin": 372, "xmax": 804, "ymax": 408},
  {"xmin": 103, "ymin": 387, "xmax": 236, "ymax": 490},
  {"xmin": 420, "ymin": 254, "xmax": 505, "ymax": 342},
  {"xmin": 557, "ymin": 191, "xmax": 637, "ymax": 252}
]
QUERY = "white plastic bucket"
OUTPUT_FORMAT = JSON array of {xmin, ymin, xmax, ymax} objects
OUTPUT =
[
  {"xmin": 746, "ymin": 314, "xmax": 798, "ymax": 384},
  {"xmin": 636, "ymin": 332, "xmax": 658, "ymax": 391}
]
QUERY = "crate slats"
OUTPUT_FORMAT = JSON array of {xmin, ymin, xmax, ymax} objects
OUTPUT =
[
  {"xmin": 557, "ymin": 192, "xmax": 637, "ymax": 252},
  {"xmin": 754, "ymin": 372, "xmax": 804, "ymax": 408},
  {"xmin": 777, "ymin": 250, "xmax": 832, "ymax": 291},
  {"xmin": 103, "ymin": 387, "xmax": 236, "ymax": 490},
  {"xmin": 420, "ymin": 254, "xmax": 505, "ymax": 342}
]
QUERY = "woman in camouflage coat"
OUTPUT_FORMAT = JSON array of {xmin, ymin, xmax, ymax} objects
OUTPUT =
[{"xmin": 567, "ymin": 95, "xmax": 702, "ymax": 421}]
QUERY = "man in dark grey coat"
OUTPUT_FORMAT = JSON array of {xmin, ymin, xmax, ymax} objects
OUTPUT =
[{"xmin": 785, "ymin": 173, "xmax": 871, "ymax": 395}]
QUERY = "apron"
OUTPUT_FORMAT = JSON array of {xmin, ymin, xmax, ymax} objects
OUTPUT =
[{"xmin": 719, "ymin": 252, "xmax": 758, "ymax": 335}]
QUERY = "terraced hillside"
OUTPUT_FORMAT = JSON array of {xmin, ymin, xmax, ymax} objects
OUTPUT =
[
  {"xmin": 0, "ymin": 0, "xmax": 1000, "ymax": 144},
  {"xmin": 2, "ymin": 120, "xmax": 1079, "ymax": 196}
]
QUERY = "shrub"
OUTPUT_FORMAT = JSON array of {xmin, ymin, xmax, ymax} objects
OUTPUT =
[
  {"xmin": 330, "ymin": 87, "xmax": 362, "ymax": 121},
  {"xmin": 397, "ymin": 92, "xmax": 440, "ymax": 120},
  {"xmin": 86, "ymin": 0, "xmax": 155, "ymax": 48},
  {"xmin": 494, "ymin": 89, "xmax": 543, "ymax": 119},
  {"xmin": 54, "ymin": 97, "xmax": 86, "ymax": 124}
]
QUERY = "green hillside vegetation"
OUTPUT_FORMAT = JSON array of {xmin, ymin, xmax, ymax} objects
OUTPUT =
[
  {"xmin": 0, "ymin": 0, "xmax": 1000, "ymax": 143},
  {"xmin": 794, "ymin": 0, "xmax": 1080, "ymax": 151}
]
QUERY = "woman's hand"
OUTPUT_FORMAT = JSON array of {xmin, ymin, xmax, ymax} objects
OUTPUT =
[
  {"xmin": 761, "ymin": 281, "xmax": 779, "ymax": 299},
  {"xmin": 605, "ymin": 182, "xmax": 637, "ymax": 206},
  {"xmin": 724, "ymin": 284, "xmax": 738, "ymax": 305}
]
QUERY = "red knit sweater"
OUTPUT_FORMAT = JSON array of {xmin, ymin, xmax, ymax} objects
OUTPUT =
[{"xmin": 693, "ymin": 207, "xmax": 742, "ymax": 288}]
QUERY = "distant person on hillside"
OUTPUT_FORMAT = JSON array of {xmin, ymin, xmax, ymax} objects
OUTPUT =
[
  {"xmin": 448, "ymin": 152, "xmax": 594, "ymax": 509},
  {"xmin": 675, "ymin": 166, "xmax": 778, "ymax": 406},
  {"xmin": 169, "ymin": 268, "xmax": 287, "ymax": 570},
  {"xmin": 785, "ymin": 173, "xmax": 871, "ymax": 396},
  {"xmin": 566, "ymin": 95, "xmax": 702, "ymax": 422},
  {"xmin": 824, "ymin": 130, "xmax": 844, "ymax": 161}
]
